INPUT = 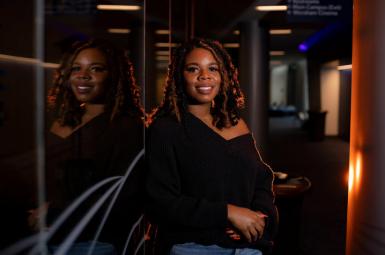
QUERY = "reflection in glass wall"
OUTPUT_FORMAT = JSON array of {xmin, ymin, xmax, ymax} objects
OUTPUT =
[
  {"xmin": 0, "ymin": 0, "xmax": 352, "ymax": 254},
  {"xmin": 0, "ymin": 1, "xmax": 145, "ymax": 254}
]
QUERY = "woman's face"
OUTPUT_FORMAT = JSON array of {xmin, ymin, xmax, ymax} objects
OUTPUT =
[
  {"xmin": 69, "ymin": 48, "xmax": 110, "ymax": 104},
  {"xmin": 183, "ymin": 48, "xmax": 221, "ymax": 105}
]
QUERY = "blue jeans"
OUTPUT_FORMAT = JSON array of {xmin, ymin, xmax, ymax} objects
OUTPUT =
[
  {"xmin": 49, "ymin": 241, "xmax": 116, "ymax": 255},
  {"xmin": 170, "ymin": 242, "xmax": 262, "ymax": 255}
]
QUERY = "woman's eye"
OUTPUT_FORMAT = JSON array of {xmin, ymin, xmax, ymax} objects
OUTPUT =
[
  {"xmin": 209, "ymin": 66, "xmax": 219, "ymax": 72},
  {"xmin": 90, "ymin": 66, "xmax": 106, "ymax": 72},
  {"xmin": 70, "ymin": 66, "xmax": 80, "ymax": 72},
  {"xmin": 185, "ymin": 66, "xmax": 198, "ymax": 73}
]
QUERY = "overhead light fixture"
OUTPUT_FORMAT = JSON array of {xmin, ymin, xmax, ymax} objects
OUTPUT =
[
  {"xmin": 97, "ymin": 5, "xmax": 141, "ymax": 11},
  {"xmin": 270, "ymin": 60, "xmax": 283, "ymax": 65},
  {"xmin": 156, "ymin": 30, "xmax": 170, "ymax": 35},
  {"xmin": 156, "ymin": 51, "xmax": 170, "ymax": 56},
  {"xmin": 337, "ymin": 64, "xmax": 352, "ymax": 71},
  {"xmin": 155, "ymin": 43, "xmax": 179, "ymax": 47},
  {"xmin": 156, "ymin": 56, "xmax": 170, "ymax": 61},
  {"xmin": 256, "ymin": 5, "xmax": 287, "ymax": 11},
  {"xmin": 233, "ymin": 30, "xmax": 240, "ymax": 35},
  {"xmin": 270, "ymin": 51, "xmax": 285, "ymax": 56},
  {"xmin": 269, "ymin": 29, "xmax": 292, "ymax": 35},
  {"xmin": 108, "ymin": 28, "xmax": 131, "ymax": 34},
  {"xmin": 42, "ymin": 62, "xmax": 60, "ymax": 68},
  {"xmin": 223, "ymin": 43, "xmax": 240, "ymax": 48}
]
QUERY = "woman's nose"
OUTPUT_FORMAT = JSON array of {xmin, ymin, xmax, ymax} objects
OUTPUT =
[
  {"xmin": 198, "ymin": 69, "xmax": 211, "ymax": 80},
  {"xmin": 76, "ymin": 70, "xmax": 91, "ymax": 80}
]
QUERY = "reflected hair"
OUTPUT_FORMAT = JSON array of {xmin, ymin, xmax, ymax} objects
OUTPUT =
[
  {"xmin": 150, "ymin": 38, "xmax": 244, "ymax": 129},
  {"xmin": 48, "ymin": 38, "xmax": 143, "ymax": 127}
]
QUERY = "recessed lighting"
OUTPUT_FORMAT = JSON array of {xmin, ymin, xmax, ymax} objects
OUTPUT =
[
  {"xmin": 156, "ymin": 51, "xmax": 170, "ymax": 56},
  {"xmin": 256, "ymin": 5, "xmax": 287, "ymax": 11},
  {"xmin": 270, "ymin": 60, "xmax": 283, "ymax": 65},
  {"xmin": 42, "ymin": 62, "xmax": 60, "ymax": 68},
  {"xmin": 270, "ymin": 51, "xmax": 285, "ymax": 56},
  {"xmin": 223, "ymin": 43, "xmax": 240, "ymax": 48},
  {"xmin": 156, "ymin": 56, "xmax": 170, "ymax": 61},
  {"xmin": 269, "ymin": 29, "xmax": 292, "ymax": 35},
  {"xmin": 108, "ymin": 28, "xmax": 131, "ymax": 34},
  {"xmin": 156, "ymin": 30, "xmax": 170, "ymax": 35},
  {"xmin": 337, "ymin": 64, "xmax": 352, "ymax": 70},
  {"xmin": 155, "ymin": 43, "xmax": 179, "ymax": 47},
  {"xmin": 97, "ymin": 5, "xmax": 141, "ymax": 11}
]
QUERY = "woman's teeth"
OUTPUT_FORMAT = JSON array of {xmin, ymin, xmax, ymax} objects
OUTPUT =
[
  {"xmin": 196, "ymin": 86, "xmax": 212, "ymax": 93},
  {"xmin": 77, "ymin": 86, "xmax": 92, "ymax": 93}
]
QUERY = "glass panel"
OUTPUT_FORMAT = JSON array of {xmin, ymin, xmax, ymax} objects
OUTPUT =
[{"xmin": 0, "ymin": 0, "xmax": 146, "ymax": 254}]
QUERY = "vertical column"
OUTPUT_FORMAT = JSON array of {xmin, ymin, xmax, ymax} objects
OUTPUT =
[
  {"xmin": 346, "ymin": 0, "xmax": 385, "ymax": 254},
  {"xmin": 239, "ymin": 20, "xmax": 269, "ymax": 151},
  {"xmin": 307, "ymin": 58, "xmax": 321, "ymax": 111}
]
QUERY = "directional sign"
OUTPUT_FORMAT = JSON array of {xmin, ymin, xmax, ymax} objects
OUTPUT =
[{"xmin": 287, "ymin": 0, "xmax": 352, "ymax": 23}]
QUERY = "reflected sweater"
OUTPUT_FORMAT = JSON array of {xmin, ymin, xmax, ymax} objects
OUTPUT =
[
  {"xmin": 146, "ymin": 113, "xmax": 278, "ymax": 253},
  {"xmin": 45, "ymin": 113, "xmax": 144, "ymax": 251}
]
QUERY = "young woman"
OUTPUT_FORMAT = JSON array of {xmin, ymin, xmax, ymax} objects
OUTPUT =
[
  {"xmin": 42, "ymin": 39, "xmax": 144, "ymax": 254},
  {"xmin": 146, "ymin": 38, "xmax": 278, "ymax": 255}
]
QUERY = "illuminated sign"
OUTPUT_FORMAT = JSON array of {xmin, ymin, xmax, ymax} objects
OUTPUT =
[{"xmin": 287, "ymin": 0, "xmax": 352, "ymax": 22}]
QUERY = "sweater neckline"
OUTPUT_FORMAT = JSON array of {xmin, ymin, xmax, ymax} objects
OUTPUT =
[
  {"xmin": 49, "ymin": 112, "xmax": 108, "ymax": 140},
  {"xmin": 186, "ymin": 112, "xmax": 251, "ymax": 143}
]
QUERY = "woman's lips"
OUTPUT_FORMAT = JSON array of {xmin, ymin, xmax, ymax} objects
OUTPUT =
[
  {"xmin": 196, "ymin": 86, "xmax": 214, "ymax": 94},
  {"xmin": 74, "ymin": 84, "xmax": 93, "ymax": 94}
]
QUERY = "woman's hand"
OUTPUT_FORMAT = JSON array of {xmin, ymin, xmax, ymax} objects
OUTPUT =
[
  {"xmin": 27, "ymin": 202, "xmax": 49, "ymax": 232},
  {"xmin": 226, "ymin": 227, "xmax": 241, "ymax": 240},
  {"xmin": 227, "ymin": 204, "xmax": 267, "ymax": 243}
]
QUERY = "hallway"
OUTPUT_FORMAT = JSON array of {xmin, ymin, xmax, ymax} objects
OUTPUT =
[{"xmin": 266, "ymin": 116, "xmax": 349, "ymax": 255}]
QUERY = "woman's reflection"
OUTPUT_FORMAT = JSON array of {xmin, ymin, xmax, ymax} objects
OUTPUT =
[{"xmin": 30, "ymin": 39, "xmax": 145, "ymax": 254}]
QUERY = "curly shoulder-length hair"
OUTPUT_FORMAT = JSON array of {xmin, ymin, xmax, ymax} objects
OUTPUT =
[
  {"xmin": 151, "ymin": 38, "xmax": 244, "ymax": 129},
  {"xmin": 48, "ymin": 38, "xmax": 143, "ymax": 127}
]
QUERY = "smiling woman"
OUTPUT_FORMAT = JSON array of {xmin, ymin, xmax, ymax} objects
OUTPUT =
[
  {"xmin": 146, "ymin": 38, "xmax": 278, "ymax": 255},
  {"xmin": 34, "ymin": 39, "xmax": 145, "ymax": 254}
]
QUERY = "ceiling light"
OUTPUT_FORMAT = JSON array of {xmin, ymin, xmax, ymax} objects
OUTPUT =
[
  {"xmin": 156, "ymin": 51, "xmax": 170, "ymax": 56},
  {"xmin": 42, "ymin": 62, "xmax": 60, "ymax": 68},
  {"xmin": 156, "ymin": 56, "xmax": 170, "ymax": 61},
  {"xmin": 337, "ymin": 64, "xmax": 352, "ymax": 71},
  {"xmin": 108, "ymin": 28, "xmax": 131, "ymax": 34},
  {"xmin": 156, "ymin": 30, "xmax": 170, "ymax": 35},
  {"xmin": 270, "ymin": 51, "xmax": 285, "ymax": 56},
  {"xmin": 155, "ymin": 43, "xmax": 179, "ymax": 47},
  {"xmin": 97, "ymin": 5, "xmax": 141, "ymax": 11},
  {"xmin": 269, "ymin": 29, "xmax": 292, "ymax": 35},
  {"xmin": 270, "ymin": 60, "xmax": 283, "ymax": 65},
  {"xmin": 256, "ymin": 5, "xmax": 287, "ymax": 11},
  {"xmin": 233, "ymin": 30, "xmax": 240, "ymax": 35},
  {"xmin": 223, "ymin": 43, "xmax": 240, "ymax": 48}
]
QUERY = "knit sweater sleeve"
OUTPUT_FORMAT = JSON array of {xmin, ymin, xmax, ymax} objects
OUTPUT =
[
  {"xmin": 251, "ymin": 158, "xmax": 279, "ymax": 241},
  {"xmin": 145, "ymin": 119, "xmax": 228, "ymax": 229}
]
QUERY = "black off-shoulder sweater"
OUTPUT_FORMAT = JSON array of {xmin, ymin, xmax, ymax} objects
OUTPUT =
[{"xmin": 146, "ymin": 113, "xmax": 278, "ymax": 254}]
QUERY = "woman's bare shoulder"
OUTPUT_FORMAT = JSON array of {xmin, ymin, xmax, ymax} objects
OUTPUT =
[
  {"xmin": 50, "ymin": 120, "xmax": 73, "ymax": 138},
  {"xmin": 218, "ymin": 118, "xmax": 250, "ymax": 140},
  {"xmin": 232, "ymin": 118, "xmax": 250, "ymax": 135}
]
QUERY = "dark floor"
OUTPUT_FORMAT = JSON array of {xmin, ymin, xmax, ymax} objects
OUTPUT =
[{"xmin": 265, "ymin": 116, "xmax": 349, "ymax": 255}]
